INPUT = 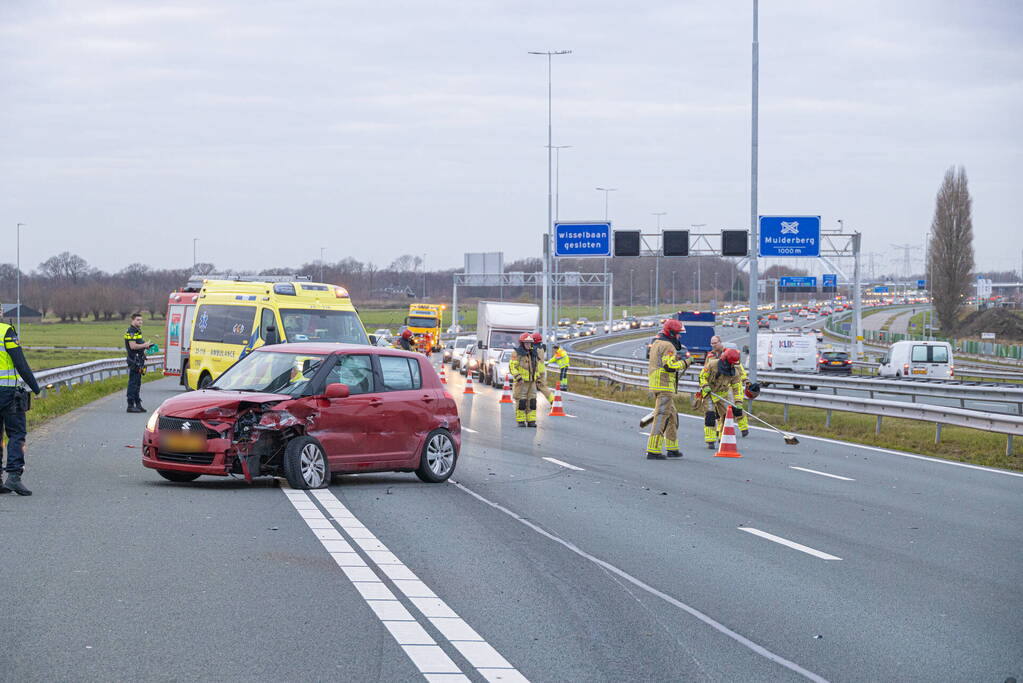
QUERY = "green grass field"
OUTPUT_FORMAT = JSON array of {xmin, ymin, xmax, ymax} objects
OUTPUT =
[
  {"xmin": 16, "ymin": 320, "xmax": 138, "ymax": 348},
  {"xmin": 25, "ymin": 349, "xmax": 124, "ymax": 371}
]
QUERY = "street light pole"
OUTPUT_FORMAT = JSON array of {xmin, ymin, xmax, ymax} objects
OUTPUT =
[
  {"xmin": 530, "ymin": 49, "xmax": 572, "ymax": 344},
  {"xmin": 422, "ymin": 253, "xmax": 427, "ymax": 298},
  {"xmin": 320, "ymin": 247, "xmax": 326, "ymax": 283},
  {"xmin": 691, "ymin": 224, "xmax": 706, "ymax": 306},
  {"xmin": 549, "ymin": 144, "xmax": 571, "ymax": 329},
  {"xmin": 748, "ymin": 0, "xmax": 762, "ymax": 382},
  {"xmin": 192, "ymin": 238, "xmax": 198, "ymax": 272},
  {"xmin": 16, "ymin": 223, "xmax": 23, "ymax": 333},
  {"xmin": 596, "ymin": 187, "xmax": 617, "ymax": 323},
  {"xmin": 652, "ymin": 212, "xmax": 666, "ymax": 314}
]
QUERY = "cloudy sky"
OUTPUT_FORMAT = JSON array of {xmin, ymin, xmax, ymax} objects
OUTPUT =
[{"xmin": 2, "ymin": 0, "xmax": 1020, "ymax": 278}]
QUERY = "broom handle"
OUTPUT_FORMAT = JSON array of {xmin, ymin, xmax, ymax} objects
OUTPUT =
[{"xmin": 709, "ymin": 391, "xmax": 787, "ymax": 435}]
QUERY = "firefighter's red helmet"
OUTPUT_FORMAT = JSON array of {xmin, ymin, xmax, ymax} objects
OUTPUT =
[
  {"xmin": 519, "ymin": 332, "xmax": 533, "ymax": 343},
  {"xmin": 721, "ymin": 348, "xmax": 741, "ymax": 365},
  {"xmin": 401, "ymin": 329, "xmax": 413, "ymax": 339},
  {"xmin": 662, "ymin": 319, "xmax": 684, "ymax": 336},
  {"xmin": 531, "ymin": 332, "xmax": 542, "ymax": 343}
]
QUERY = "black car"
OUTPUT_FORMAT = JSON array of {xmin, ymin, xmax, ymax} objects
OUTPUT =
[{"xmin": 818, "ymin": 350, "xmax": 852, "ymax": 374}]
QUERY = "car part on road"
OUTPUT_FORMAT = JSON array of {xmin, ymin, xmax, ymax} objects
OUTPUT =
[{"xmin": 710, "ymin": 391, "xmax": 800, "ymax": 445}]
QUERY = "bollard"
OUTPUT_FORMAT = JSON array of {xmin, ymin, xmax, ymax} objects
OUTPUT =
[
  {"xmin": 934, "ymin": 423, "xmax": 942, "ymax": 444},
  {"xmin": 783, "ymin": 403, "xmax": 790, "ymax": 424},
  {"xmin": 875, "ymin": 415, "xmax": 883, "ymax": 435},
  {"xmin": 825, "ymin": 409, "xmax": 832, "ymax": 428},
  {"xmin": 1008, "ymin": 435, "xmax": 1015, "ymax": 457}
]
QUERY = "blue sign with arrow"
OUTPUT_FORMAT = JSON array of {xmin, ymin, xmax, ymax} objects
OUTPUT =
[
  {"xmin": 822, "ymin": 273, "xmax": 838, "ymax": 289},
  {"xmin": 779, "ymin": 276, "xmax": 817, "ymax": 288},
  {"xmin": 554, "ymin": 222, "xmax": 611, "ymax": 258},
  {"xmin": 759, "ymin": 216, "xmax": 821, "ymax": 257}
]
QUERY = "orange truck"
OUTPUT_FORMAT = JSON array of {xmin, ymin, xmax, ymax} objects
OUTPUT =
[{"xmin": 405, "ymin": 303, "xmax": 445, "ymax": 353}]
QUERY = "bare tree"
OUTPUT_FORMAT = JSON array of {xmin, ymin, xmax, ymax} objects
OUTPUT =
[
  {"xmin": 928, "ymin": 165, "xmax": 975, "ymax": 333},
  {"xmin": 389, "ymin": 255, "xmax": 417, "ymax": 272},
  {"xmin": 39, "ymin": 252, "xmax": 92, "ymax": 282}
]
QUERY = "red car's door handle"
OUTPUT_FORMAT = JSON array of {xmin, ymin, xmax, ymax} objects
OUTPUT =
[
  {"xmin": 369, "ymin": 398, "xmax": 383, "ymax": 407},
  {"xmin": 421, "ymin": 394, "xmax": 434, "ymax": 403}
]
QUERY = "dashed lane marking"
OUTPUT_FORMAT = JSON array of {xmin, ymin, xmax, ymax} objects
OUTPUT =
[
  {"xmin": 451, "ymin": 481, "xmax": 829, "ymax": 683},
  {"xmin": 738, "ymin": 527, "xmax": 842, "ymax": 561},
  {"xmin": 462, "ymin": 427, "xmax": 479, "ymax": 434},
  {"xmin": 542, "ymin": 457, "xmax": 585, "ymax": 471},
  {"xmin": 789, "ymin": 466, "xmax": 855, "ymax": 481}
]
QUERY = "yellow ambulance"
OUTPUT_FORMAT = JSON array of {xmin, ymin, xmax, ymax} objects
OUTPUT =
[{"xmin": 184, "ymin": 277, "xmax": 369, "ymax": 389}]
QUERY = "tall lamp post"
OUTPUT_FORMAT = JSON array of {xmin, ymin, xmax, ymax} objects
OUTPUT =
[
  {"xmin": 691, "ymin": 224, "xmax": 706, "ymax": 305},
  {"xmin": 596, "ymin": 187, "xmax": 617, "ymax": 322},
  {"xmin": 549, "ymin": 144, "xmax": 571, "ymax": 327},
  {"xmin": 529, "ymin": 49, "xmax": 572, "ymax": 344},
  {"xmin": 320, "ymin": 247, "xmax": 326, "ymax": 282},
  {"xmin": 748, "ymin": 0, "xmax": 762, "ymax": 381},
  {"xmin": 16, "ymin": 223, "xmax": 24, "ymax": 333},
  {"xmin": 652, "ymin": 212, "xmax": 666, "ymax": 313},
  {"xmin": 192, "ymin": 238, "xmax": 199, "ymax": 272}
]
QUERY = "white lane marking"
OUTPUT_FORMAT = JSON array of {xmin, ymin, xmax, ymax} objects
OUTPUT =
[
  {"xmin": 542, "ymin": 457, "xmax": 584, "ymax": 471},
  {"xmin": 569, "ymin": 391, "xmax": 1023, "ymax": 479},
  {"xmin": 310, "ymin": 489, "xmax": 528, "ymax": 681},
  {"xmin": 463, "ymin": 427, "xmax": 479, "ymax": 434},
  {"xmin": 451, "ymin": 481, "xmax": 829, "ymax": 683},
  {"xmin": 282, "ymin": 489, "xmax": 461, "ymax": 677},
  {"xmin": 738, "ymin": 527, "xmax": 842, "ymax": 561},
  {"xmin": 789, "ymin": 466, "xmax": 855, "ymax": 481}
]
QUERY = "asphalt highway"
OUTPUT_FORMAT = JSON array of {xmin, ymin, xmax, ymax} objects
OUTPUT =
[{"xmin": 2, "ymin": 374, "xmax": 1021, "ymax": 681}]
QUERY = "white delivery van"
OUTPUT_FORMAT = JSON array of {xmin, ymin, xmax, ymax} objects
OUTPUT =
[
  {"xmin": 756, "ymin": 332, "xmax": 820, "ymax": 374},
  {"xmin": 878, "ymin": 340, "xmax": 954, "ymax": 379}
]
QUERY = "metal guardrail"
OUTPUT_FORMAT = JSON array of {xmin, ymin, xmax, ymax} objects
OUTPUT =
[
  {"xmin": 567, "ymin": 364, "xmax": 1023, "ymax": 456},
  {"xmin": 33, "ymin": 355, "xmax": 165, "ymax": 397}
]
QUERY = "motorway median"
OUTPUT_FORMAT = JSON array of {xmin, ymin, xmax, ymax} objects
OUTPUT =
[{"xmin": 566, "ymin": 374, "xmax": 1022, "ymax": 472}]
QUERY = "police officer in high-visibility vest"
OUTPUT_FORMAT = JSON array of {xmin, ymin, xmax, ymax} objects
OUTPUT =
[
  {"xmin": 0, "ymin": 321, "xmax": 41, "ymax": 496},
  {"xmin": 645, "ymin": 319, "xmax": 693, "ymax": 459},
  {"xmin": 125, "ymin": 313, "xmax": 156, "ymax": 413},
  {"xmin": 548, "ymin": 344, "xmax": 570, "ymax": 391},
  {"xmin": 509, "ymin": 332, "xmax": 544, "ymax": 427}
]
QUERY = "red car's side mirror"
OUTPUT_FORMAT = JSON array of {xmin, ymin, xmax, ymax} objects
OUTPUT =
[{"xmin": 325, "ymin": 383, "xmax": 350, "ymax": 399}]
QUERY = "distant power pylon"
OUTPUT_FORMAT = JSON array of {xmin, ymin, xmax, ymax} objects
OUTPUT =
[{"xmin": 891, "ymin": 244, "xmax": 923, "ymax": 280}]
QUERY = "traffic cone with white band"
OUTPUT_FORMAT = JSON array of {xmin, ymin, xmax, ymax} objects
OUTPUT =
[
  {"xmin": 463, "ymin": 371, "xmax": 475, "ymax": 395},
  {"xmin": 499, "ymin": 374, "xmax": 513, "ymax": 404},
  {"xmin": 548, "ymin": 382, "xmax": 567, "ymax": 417},
  {"xmin": 714, "ymin": 405, "xmax": 743, "ymax": 458},
  {"xmin": 438, "ymin": 364, "xmax": 447, "ymax": 384}
]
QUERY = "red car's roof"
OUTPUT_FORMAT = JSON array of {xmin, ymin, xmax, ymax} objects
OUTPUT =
[{"xmin": 253, "ymin": 342, "xmax": 419, "ymax": 358}]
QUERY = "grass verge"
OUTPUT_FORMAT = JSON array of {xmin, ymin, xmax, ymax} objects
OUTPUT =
[
  {"xmin": 25, "ymin": 349, "xmax": 125, "ymax": 371},
  {"xmin": 26, "ymin": 373, "xmax": 165, "ymax": 430},
  {"xmin": 567, "ymin": 375, "xmax": 1022, "ymax": 471}
]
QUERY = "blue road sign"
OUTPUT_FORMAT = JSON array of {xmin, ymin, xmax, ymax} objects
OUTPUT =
[
  {"xmin": 822, "ymin": 273, "xmax": 838, "ymax": 289},
  {"xmin": 759, "ymin": 216, "xmax": 821, "ymax": 257},
  {"xmin": 779, "ymin": 276, "xmax": 817, "ymax": 288},
  {"xmin": 874, "ymin": 286, "xmax": 889, "ymax": 294},
  {"xmin": 917, "ymin": 279, "xmax": 926, "ymax": 289},
  {"xmin": 554, "ymin": 222, "xmax": 611, "ymax": 258}
]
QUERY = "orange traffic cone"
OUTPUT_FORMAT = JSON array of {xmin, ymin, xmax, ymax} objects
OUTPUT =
[
  {"xmin": 438, "ymin": 364, "xmax": 447, "ymax": 384},
  {"xmin": 463, "ymin": 371, "xmax": 475, "ymax": 395},
  {"xmin": 714, "ymin": 405, "xmax": 743, "ymax": 458},
  {"xmin": 549, "ymin": 382, "xmax": 567, "ymax": 416},
  {"xmin": 499, "ymin": 374, "xmax": 513, "ymax": 404}
]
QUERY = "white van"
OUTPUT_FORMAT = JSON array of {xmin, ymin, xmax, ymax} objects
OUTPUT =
[
  {"xmin": 878, "ymin": 340, "xmax": 954, "ymax": 379},
  {"xmin": 757, "ymin": 332, "xmax": 819, "ymax": 374}
]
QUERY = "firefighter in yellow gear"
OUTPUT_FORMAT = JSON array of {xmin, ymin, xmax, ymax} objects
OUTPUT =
[
  {"xmin": 645, "ymin": 319, "xmax": 693, "ymax": 459},
  {"xmin": 530, "ymin": 332, "xmax": 555, "ymax": 403},
  {"xmin": 548, "ymin": 344, "xmax": 570, "ymax": 391},
  {"xmin": 509, "ymin": 332, "xmax": 545, "ymax": 427},
  {"xmin": 697, "ymin": 348, "xmax": 750, "ymax": 448}
]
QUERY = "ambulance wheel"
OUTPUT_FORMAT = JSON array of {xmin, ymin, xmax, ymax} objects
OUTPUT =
[
  {"xmin": 197, "ymin": 373, "xmax": 213, "ymax": 390},
  {"xmin": 181, "ymin": 362, "xmax": 193, "ymax": 391}
]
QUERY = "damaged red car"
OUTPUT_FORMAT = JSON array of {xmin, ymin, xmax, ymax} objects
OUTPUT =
[{"xmin": 142, "ymin": 343, "xmax": 461, "ymax": 489}]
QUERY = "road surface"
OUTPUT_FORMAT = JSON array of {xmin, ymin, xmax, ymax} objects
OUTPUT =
[{"xmin": 1, "ymin": 375, "xmax": 1020, "ymax": 681}]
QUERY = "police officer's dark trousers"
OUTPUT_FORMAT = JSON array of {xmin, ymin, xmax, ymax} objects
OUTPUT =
[
  {"xmin": 127, "ymin": 366, "xmax": 143, "ymax": 407},
  {"xmin": 0, "ymin": 389, "xmax": 27, "ymax": 475}
]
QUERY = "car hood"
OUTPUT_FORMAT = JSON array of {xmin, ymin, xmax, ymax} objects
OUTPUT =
[{"xmin": 157, "ymin": 390, "xmax": 293, "ymax": 418}]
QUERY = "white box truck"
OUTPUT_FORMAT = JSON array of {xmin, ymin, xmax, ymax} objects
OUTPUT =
[
  {"xmin": 756, "ymin": 331, "xmax": 820, "ymax": 388},
  {"xmin": 476, "ymin": 301, "xmax": 539, "ymax": 385}
]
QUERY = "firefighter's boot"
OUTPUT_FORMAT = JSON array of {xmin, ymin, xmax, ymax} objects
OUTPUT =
[
  {"xmin": 646, "ymin": 434, "xmax": 665, "ymax": 459},
  {"xmin": 704, "ymin": 411, "xmax": 718, "ymax": 449},
  {"xmin": 527, "ymin": 399, "xmax": 537, "ymax": 427},
  {"xmin": 665, "ymin": 438, "xmax": 683, "ymax": 458},
  {"xmin": 2, "ymin": 473, "xmax": 32, "ymax": 496},
  {"xmin": 734, "ymin": 407, "xmax": 749, "ymax": 437},
  {"xmin": 516, "ymin": 400, "xmax": 527, "ymax": 426}
]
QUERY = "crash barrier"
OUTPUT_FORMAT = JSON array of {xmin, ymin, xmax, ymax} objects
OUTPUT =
[
  {"xmin": 34, "ymin": 355, "xmax": 166, "ymax": 398},
  {"xmin": 566, "ymin": 364, "xmax": 1023, "ymax": 456}
]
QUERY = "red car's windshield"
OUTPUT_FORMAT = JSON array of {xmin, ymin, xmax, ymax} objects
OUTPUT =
[{"xmin": 213, "ymin": 351, "xmax": 329, "ymax": 396}]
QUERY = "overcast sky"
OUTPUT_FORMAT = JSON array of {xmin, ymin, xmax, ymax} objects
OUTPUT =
[{"xmin": 2, "ymin": 0, "xmax": 1020, "ymax": 278}]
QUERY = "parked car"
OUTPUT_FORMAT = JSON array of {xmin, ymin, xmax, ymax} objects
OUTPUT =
[
  {"xmin": 451, "ymin": 341, "xmax": 476, "ymax": 371},
  {"xmin": 446, "ymin": 335, "xmax": 477, "ymax": 366},
  {"xmin": 490, "ymin": 348, "xmax": 515, "ymax": 386},
  {"xmin": 141, "ymin": 343, "xmax": 461, "ymax": 488},
  {"xmin": 818, "ymin": 350, "xmax": 853, "ymax": 375}
]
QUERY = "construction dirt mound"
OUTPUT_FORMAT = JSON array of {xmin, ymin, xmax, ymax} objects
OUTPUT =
[{"xmin": 956, "ymin": 308, "xmax": 1023, "ymax": 341}]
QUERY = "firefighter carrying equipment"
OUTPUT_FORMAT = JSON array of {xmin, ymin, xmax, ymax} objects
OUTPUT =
[
  {"xmin": 698, "ymin": 357, "xmax": 750, "ymax": 444},
  {"xmin": 510, "ymin": 341, "xmax": 544, "ymax": 426},
  {"xmin": 645, "ymin": 327, "xmax": 692, "ymax": 457}
]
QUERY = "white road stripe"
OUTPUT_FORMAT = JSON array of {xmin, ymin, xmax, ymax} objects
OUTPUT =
[
  {"xmin": 283, "ymin": 489, "xmax": 464, "ymax": 678},
  {"xmin": 542, "ymin": 457, "xmax": 584, "ymax": 471},
  {"xmin": 463, "ymin": 427, "xmax": 479, "ymax": 434},
  {"xmin": 309, "ymin": 489, "xmax": 528, "ymax": 681},
  {"xmin": 738, "ymin": 527, "xmax": 843, "ymax": 561},
  {"xmin": 451, "ymin": 481, "xmax": 829, "ymax": 683},
  {"xmin": 789, "ymin": 466, "xmax": 855, "ymax": 481}
]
